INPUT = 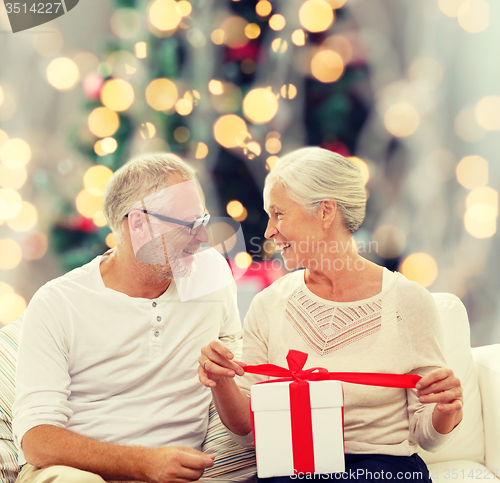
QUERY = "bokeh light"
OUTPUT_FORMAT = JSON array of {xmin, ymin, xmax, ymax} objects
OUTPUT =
[
  {"xmin": 384, "ymin": 103, "xmax": 420, "ymax": 137},
  {"xmin": 146, "ymin": 78, "xmax": 179, "ymax": 111},
  {"xmin": 269, "ymin": 14, "xmax": 286, "ymax": 31},
  {"xmin": 475, "ymin": 96, "xmax": 500, "ymax": 131},
  {"xmin": 106, "ymin": 232, "xmax": 117, "ymax": 248},
  {"xmin": 84, "ymin": 165, "xmax": 113, "ymax": 196},
  {"xmin": 213, "ymin": 115, "xmax": 248, "ymax": 148},
  {"xmin": 235, "ymin": 251, "xmax": 252, "ymax": 269},
  {"xmin": 456, "ymin": 155, "xmax": 488, "ymax": 189},
  {"xmin": 0, "ymin": 188, "xmax": 22, "ymax": 219},
  {"xmin": 173, "ymin": 126, "xmax": 190, "ymax": 143},
  {"xmin": 464, "ymin": 205, "xmax": 496, "ymax": 239},
  {"xmin": 175, "ymin": 98, "xmax": 193, "ymax": 116},
  {"xmin": 400, "ymin": 252, "xmax": 438, "ymax": 288},
  {"xmin": 454, "ymin": 107, "xmax": 485, "ymax": 143},
  {"xmin": 0, "ymin": 138, "xmax": 31, "ymax": 168},
  {"xmin": 0, "ymin": 239, "xmax": 23, "ymax": 270},
  {"xmin": 242, "ymin": 88, "xmax": 279, "ymax": 124},
  {"xmin": 6, "ymin": 202, "xmax": 37, "ymax": 232},
  {"xmin": 266, "ymin": 155, "xmax": 279, "ymax": 170},
  {"xmin": 176, "ymin": 0, "xmax": 192, "ymax": 17},
  {"xmin": 458, "ymin": 0, "xmax": 489, "ymax": 33},
  {"xmin": 135, "ymin": 41, "xmax": 147, "ymax": 59},
  {"xmin": 371, "ymin": 224, "xmax": 407, "ymax": 259},
  {"xmin": 299, "ymin": 0, "xmax": 334, "ymax": 33},
  {"xmin": 93, "ymin": 211, "xmax": 107, "ymax": 227},
  {"xmin": 221, "ymin": 16, "xmax": 249, "ymax": 48},
  {"xmin": 280, "ymin": 84, "xmax": 297, "ymax": 99},
  {"xmin": 256, "ymin": 0, "xmax": 272, "ymax": 17},
  {"xmin": 76, "ymin": 190, "xmax": 104, "ymax": 219},
  {"xmin": 140, "ymin": 122, "xmax": 156, "ymax": 139},
  {"xmin": 271, "ymin": 39, "xmax": 288, "ymax": 53},
  {"xmin": 20, "ymin": 232, "xmax": 49, "ymax": 261},
  {"xmin": 110, "ymin": 8, "xmax": 141, "ymax": 39},
  {"xmin": 101, "ymin": 137, "xmax": 118, "ymax": 154},
  {"xmin": 101, "ymin": 79, "xmax": 135, "ymax": 112},
  {"xmin": 94, "ymin": 140, "xmax": 107, "ymax": 157},
  {"xmin": 107, "ymin": 50, "xmax": 138, "ymax": 77},
  {"xmin": 209, "ymin": 80, "xmax": 223, "ymax": 95},
  {"xmin": 311, "ymin": 50, "xmax": 344, "ymax": 83},
  {"xmin": 0, "ymin": 165, "xmax": 27, "ymax": 190},
  {"xmin": 211, "ymin": 29, "xmax": 225, "ymax": 45},
  {"xmin": 265, "ymin": 138, "xmax": 282, "ymax": 154},
  {"xmin": 245, "ymin": 23, "xmax": 261, "ymax": 39},
  {"xmin": 227, "ymin": 200, "xmax": 244, "ymax": 218},
  {"xmin": 148, "ymin": 0, "xmax": 182, "ymax": 33},
  {"xmin": 466, "ymin": 187, "xmax": 498, "ymax": 214},
  {"xmin": 211, "ymin": 82, "xmax": 242, "ymax": 113},
  {"xmin": 195, "ymin": 142, "xmax": 209, "ymax": 159},
  {"xmin": 324, "ymin": 35, "xmax": 353, "ymax": 64},
  {"xmin": 88, "ymin": 107, "xmax": 120, "ymax": 138},
  {"xmin": 347, "ymin": 157, "xmax": 370, "ymax": 185},
  {"xmin": 292, "ymin": 30, "xmax": 306, "ymax": 47},
  {"xmin": 438, "ymin": 0, "xmax": 466, "ymax": 17},
  {"xmin": 0, "ymin": 292, "xmax": 26, "ymax": 325},
  {"xmin": 326, "ymin": 0, "xmax": 347, "ymax": 7},
  {"xmin": 46, "ymin": 57, "xmax": 80, "ymax": 91}
]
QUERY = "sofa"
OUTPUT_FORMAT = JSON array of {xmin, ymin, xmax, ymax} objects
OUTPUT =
[{"xmin": 0, "ymin": 293, "xmax": 499, "ymax": 482}]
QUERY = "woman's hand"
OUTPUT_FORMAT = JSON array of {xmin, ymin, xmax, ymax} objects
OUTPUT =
[
  {"xmin": 198, "ymin": 340, "xmax": 247, "ymax": 389},
  {"xmin": 416, "ymin": 367, "xmax": 463, "ymax": 434}
]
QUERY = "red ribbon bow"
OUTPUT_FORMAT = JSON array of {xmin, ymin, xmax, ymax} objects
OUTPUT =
[{"xmin": 246, "ymin": 350, "xmax": 421, "ymax": 475}]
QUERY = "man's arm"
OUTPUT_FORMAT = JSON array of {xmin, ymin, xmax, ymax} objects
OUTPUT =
[{"xmin": 22, "ymin": 425, "xmax": 214, "ymax": 483}]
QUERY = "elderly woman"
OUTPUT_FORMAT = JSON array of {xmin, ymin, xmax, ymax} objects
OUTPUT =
[{"xmin": 199, "ymin": 147, "xmax": 463, "ymax": 482}]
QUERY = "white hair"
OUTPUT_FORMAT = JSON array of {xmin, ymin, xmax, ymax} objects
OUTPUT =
[
  {"xmin": 103, "ymin": 153, "xmax": 196, "ymax": 238},
  {"xmin": 264, "ymin": 147, "xmax": 366, "ymax": 233}
]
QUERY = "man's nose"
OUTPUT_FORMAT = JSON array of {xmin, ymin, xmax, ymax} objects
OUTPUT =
[{"xmin": 195, "ymin": 224, "xmax": 209, "ymax": 243}]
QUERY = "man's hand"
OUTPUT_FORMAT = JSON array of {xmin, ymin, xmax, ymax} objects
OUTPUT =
[
  {"xmin": 416, "ymin": 367, "xmax": 463, "ymax": 434},
  {"xmin": 145, "ymin": 446, "xmax": 214, "ymax": 483}
]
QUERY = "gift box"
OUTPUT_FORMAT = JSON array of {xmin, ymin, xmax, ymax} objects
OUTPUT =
[{"xmin": 251, "ymin": 379, "xmax": 344, "ymax": 478}]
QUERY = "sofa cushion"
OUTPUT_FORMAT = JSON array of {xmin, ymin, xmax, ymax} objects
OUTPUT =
[
  {"xmin": 418, "ymin": 294, "xmax": 484, "ymax": 466},
  {"xmin": 0, "ymin": 315, "xmax": 22, "ymax": 483}
]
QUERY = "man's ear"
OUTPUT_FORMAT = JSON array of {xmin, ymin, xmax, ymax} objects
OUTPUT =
[
  {"xmin": 321, "ymin": 199, "xmax": 337, "ymax": 230},
  {"xmin": 127, "ymin": 210, "xmax": 149, "ymax": 240}
]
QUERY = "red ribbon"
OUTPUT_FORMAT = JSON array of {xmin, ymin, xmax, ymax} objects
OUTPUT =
[{"xmin": 246, "ymin": 350, "xmax": 422, "ymax": 475}]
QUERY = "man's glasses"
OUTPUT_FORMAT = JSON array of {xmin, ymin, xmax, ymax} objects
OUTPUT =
[{"xmin": 126, "ymin": 210, "xmax": 210, "ymax": 235}]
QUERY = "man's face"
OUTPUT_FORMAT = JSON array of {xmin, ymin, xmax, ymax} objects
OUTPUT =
[{"xmin": 129, "ymin": 179, "xmax": 209, "ymax": 278}]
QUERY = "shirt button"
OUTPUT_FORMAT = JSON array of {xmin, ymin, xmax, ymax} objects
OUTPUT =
[
  {"xmin": 154, "ymin": 330, "xmax": 160, "ymax": 337},
  {"xmin": 152, "ymin": 302, "xmax": 157, "ymax": 308},
  {"xmin": 157, "ymin": 316, "xmax": 161, "ymax": 322}
]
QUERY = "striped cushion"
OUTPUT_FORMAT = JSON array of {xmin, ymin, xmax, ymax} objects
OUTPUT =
[{"xmin": 0, "ymin": 315, "xmax": 22, "ymax": 483}]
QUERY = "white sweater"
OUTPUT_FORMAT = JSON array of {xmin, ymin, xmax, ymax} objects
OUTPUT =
[
  {"xmin": 238, "ymin": 268, "xmax": 457, "ymax": 456},
  {"xmin": 13, "ymin": 254, "xmax": 241, "ymax": 464}
]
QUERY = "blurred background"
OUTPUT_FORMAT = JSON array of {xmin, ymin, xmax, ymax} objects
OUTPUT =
[{"xmin": 0, "ymin": 0, "xmax": 499, "ymax": 346}]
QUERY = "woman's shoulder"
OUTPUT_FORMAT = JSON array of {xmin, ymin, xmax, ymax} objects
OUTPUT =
[{"xmin": 251, "ymin": 269, "xmax": 304, "ymax": 306}]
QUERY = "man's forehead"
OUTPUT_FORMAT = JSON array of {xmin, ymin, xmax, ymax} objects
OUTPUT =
[{"xmin": 142, "ymin": 179, "xmax": 203, "ymax": 209}]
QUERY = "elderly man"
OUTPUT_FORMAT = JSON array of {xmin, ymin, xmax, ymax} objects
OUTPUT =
[{"xmin": 13, "ymin": 154, "xmax": 242, "ymax": 483}]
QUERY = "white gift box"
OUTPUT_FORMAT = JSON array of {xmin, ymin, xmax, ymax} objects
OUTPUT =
[{"xmin": 251, "ymin": 379, "xmax": 345, "ymax": 478}]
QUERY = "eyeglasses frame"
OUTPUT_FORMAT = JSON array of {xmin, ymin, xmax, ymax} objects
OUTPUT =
[{"xmin": 125, "ymin": 210, "xmax": 210, "ymax": 235}]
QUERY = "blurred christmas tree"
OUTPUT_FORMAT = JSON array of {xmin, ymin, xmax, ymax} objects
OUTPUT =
[{"xmin": 54, "ymin": 0, "xmax": 371, "ymax": 272}]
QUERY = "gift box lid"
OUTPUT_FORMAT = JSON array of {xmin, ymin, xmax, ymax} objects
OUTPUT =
[{"xmin": 251, "ymin": 380, "xmax": 343, "ymax": 412}]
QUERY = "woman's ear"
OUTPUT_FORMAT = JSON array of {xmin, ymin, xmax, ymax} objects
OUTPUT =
[{"xmin": 321, "ymin": 200, "xmax": 337, "ymax": 230}]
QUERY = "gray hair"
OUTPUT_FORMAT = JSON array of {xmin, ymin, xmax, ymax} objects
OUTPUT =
[
  {"xmin": 264, "ymin": 147, "xmax": 366, "ymax": 233},
  {"xmin": 103, "ymin": 153, "xmax": 196, "ymax": 238}
]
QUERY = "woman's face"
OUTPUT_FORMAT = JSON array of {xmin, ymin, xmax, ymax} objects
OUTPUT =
[{"xmin": 264, "ymin": 183, "xmax": 322, "ymax": 271}]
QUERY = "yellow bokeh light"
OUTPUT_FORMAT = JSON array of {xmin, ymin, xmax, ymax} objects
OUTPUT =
[
  {"xmin": 458, "ymin": 0, "xmax": 489, "ymax": 33},
  {"xmin": 213, "ymin": 115, "xmax": 248, "ymax": 148},
  {"xmin": 0, "ymin": 293, "xmax": 27, "ymax": 324},
  {"xmin": 93, "ymin": 211, "xmax": 108, "ymax": 227},
  {"xmin": 245, "ymin": 23, "xmax": 261, "ymax": 39},
  {"xmin": 211, "ymin": 29, "xmax": 225, "ymax": 45},
  {"xmin": 140, "ymin": 122, "xmax": 157, "ymax": 139},
  {"xmin": 221, "ymin": 16, "xmax": 249, "ymax": 49},
  {"xmin": 246, "ymin": 141, "xmax": 261, "ymax": 158},
  {"xmin": 0, "ymin": 239, "xmax": 23, "ymax": 270},
  {"xmin": 173, "ymin": 126, "xmax": 190, "ymax": 143},
  {"xmin": 299, "ymin": 0, "xmax": 335, "ymax": 33},
  {"xmin": 266, "ymin": 155, "xmax": 279, "ymax": 170},
  {"xmin": 348, "ymin": 157, "xmax": 370, "ymax": 185},
  {"xmin": 242, "ymin": 88, "xmax": 279, "ymax": 125},
  {"xmin": 110, "ymin": 8, "xmax": 141, "ymax": 40},
  {"xmin": 0, "ymin": 165, "xmax": 27, "ymax": 190},
  {"xmin": 0, "ymin": 282, "xmax": 13, "ymax": 298},
  {"xmin": 148, "ymin": 0, "xmax": 182, "ymax": 32},
  {"xmin": 209, "ymin": 80, "xmax": 224, "ymax": 95},
  {"xmin": 235, "ymin": 251, "xmax": 252, "ymax": 269},
  {"xmin": 311, "ymin": 50, "xmax": 344, "ymax": 83},
  {"xmin": 0, "ymin": 138, "xmax": 31, "ymax": 169},
  {"xmin": 46, "ymin": 57, "xmax": 80, "ymax": 91},
  {"xmin": 94, "ymin": 140, "xmax": 107, "ymax": 157},
  {"xmin": 466, "ymin": 187, "xmax": 498, "ymax": 215},
  {"xmin": 438, "ymin": 0, "xmax": 466, "ymax": 17},
  {"xmin": 6, "ymin": 202, "xmax": 38, "ymax": 232},
  {"xmin": 269, "ymin": 14, "xmax": 286, "ymax": 31},
  {"xmin": 195, "ymin": 142, "xmax": 209, "ymax": 159},
  {"xmin": 106, "ymin": 232, "xmax": 117, "ymax": 248},
  {"xmin": 400, "ymin": 253, "xmax": 438, "ymax": 288},
  {"xmin": 0, "ymin": 188, "xmax": 22, "ymax": 220},
  {"xmin": 475, "ymin": 96, "xmax": 500, "ymax": 131},
  {"xmin": 176, "ymin": 0, "xmax": 192, "ymax": 17},
  {"xmin": 454, "ymin": 107, "xmax": 485, "ymax": 143},
  {"xmin": 100, "ymin": 79, "xmax": 135, "ymax": 112},
  {"xmin": 265, "ymin": 138, "xmax": 282, "ymax": 154},
  {"xmin": 135, "ymin": 41, "xmax": 148, "ymax": 59},
  {"xmin": 76, "ymin": 189, "xmax": 104, "ymax": 218},
  {"xmin": 227, "ymin": 200, "xmax": 244, "ymax": 218},
  {"xmin": 384, "ymin": 103, "xmax": 420, "ymax": 138},
  {"xmin": 280, "ymin": 84, "xmax": 297, "ymax": 99},
  {"xmin": 256, "ymin": 0, "xmax": 272, "ymax": 16},
  {"xmin": 292, "ymin": 29, "xmax": 306, "ymax": 46},
  {"xmin": 84, "ymin": 165, "xmax": 113, "ymax": 196},
  {"xmin": 88, "ymin": 107, "xmax": 120, "ymax": 138},
  {"xmin": 456, "ymin": 155, "xmax": 488, "ymax": 190},
  {"xmin": 146, "ymin": 78, "xmax": 179, "ymax": 111},
  {"xmin": 101, "ymin": 137, "xmax": 118, "ymax": 154},
  {"xmin": 464, "ymin": 205, "xmax": 497, "ymax": 239},
  {"xmin": 21, "ymin": 232, "xmax": 48, "ymax": 261},
  {"xmin": 271, "ymin": 38, "xmax": 288, "ymax": 53},
  {"xmin": 175, "ymin": 98, "xmax": 193, "ymax": 116}
]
